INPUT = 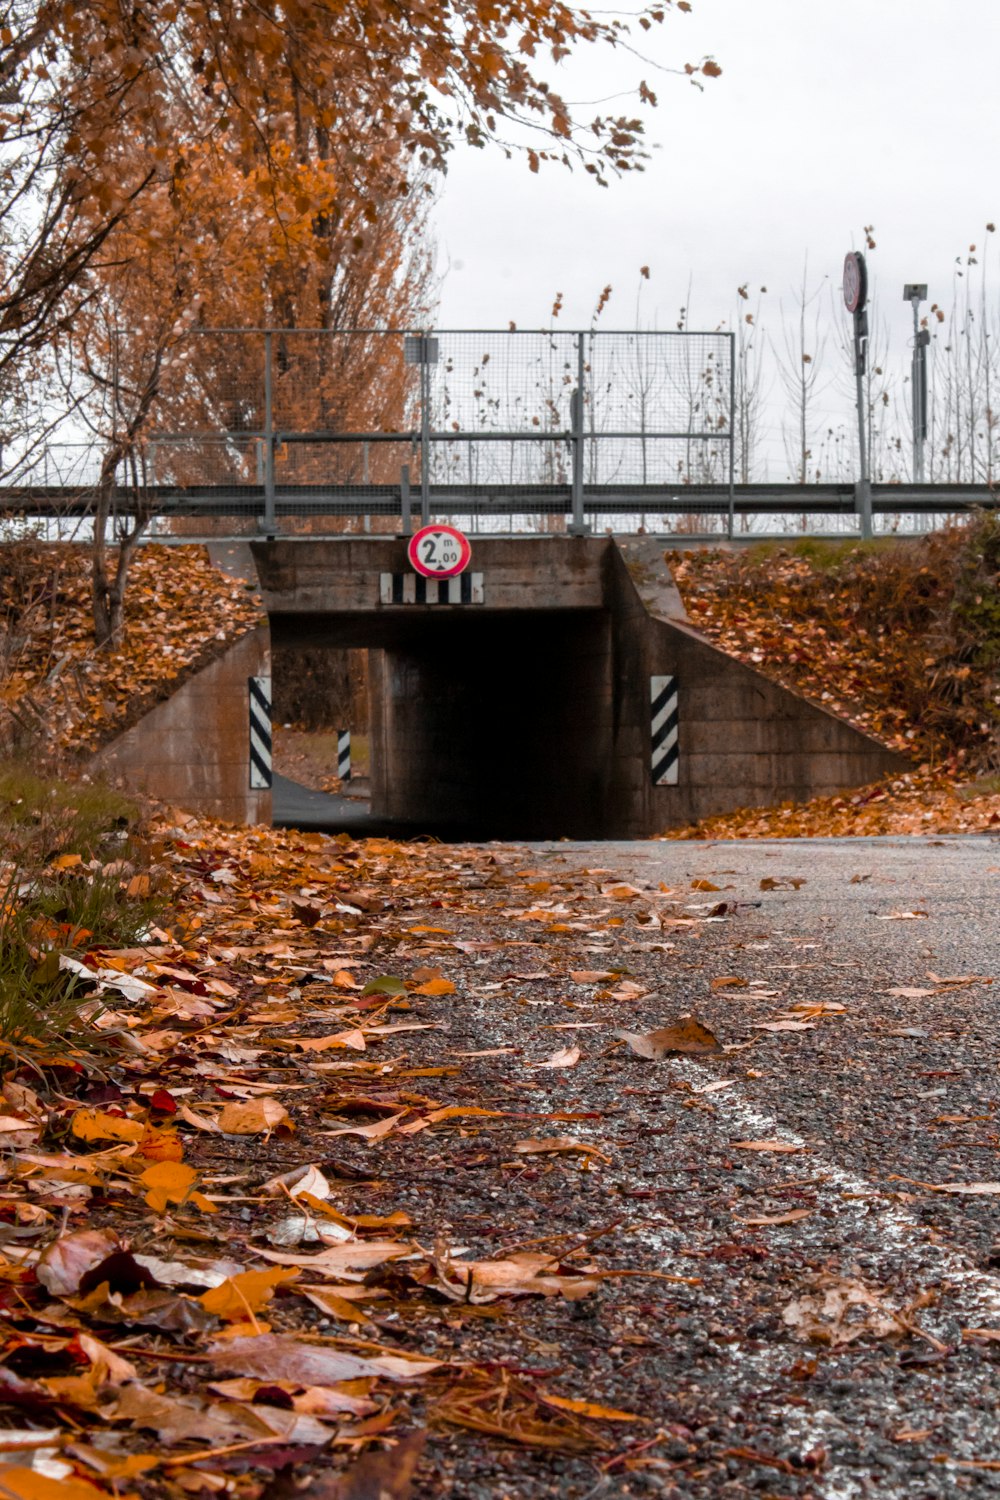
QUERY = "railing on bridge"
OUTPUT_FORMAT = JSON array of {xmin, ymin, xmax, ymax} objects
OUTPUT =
[{"xmin": 142, "ymin": 327, "xmax": 737, "ymax": 534}]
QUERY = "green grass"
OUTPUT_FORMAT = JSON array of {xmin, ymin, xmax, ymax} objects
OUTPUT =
[{"xmin": 0, "ymin": 761, "xmax": 162, "ymax": 1048}]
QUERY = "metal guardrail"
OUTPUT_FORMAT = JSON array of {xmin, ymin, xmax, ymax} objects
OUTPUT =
[{"xmin": 2, "ymin": 481, "xmax": 996, "ymax": 540}]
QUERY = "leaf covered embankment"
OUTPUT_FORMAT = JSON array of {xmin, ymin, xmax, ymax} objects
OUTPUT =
[
  {"xmin": 668, "ymin": 519, "xmax": 1000, "ymax": 837},
  {"xmin": 0, "ymin": 543, "xmax": 261, "ymax": 764}
]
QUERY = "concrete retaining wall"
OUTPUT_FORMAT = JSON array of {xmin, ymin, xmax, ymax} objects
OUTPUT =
[{"xmin": 94, "ymin": 624, "xmax": 272, "ymax": 825}]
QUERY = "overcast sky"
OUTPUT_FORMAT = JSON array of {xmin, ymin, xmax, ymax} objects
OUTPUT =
[{"xmin": 433, "ymin": 0, "xmax": 1000, "ymax": 354}]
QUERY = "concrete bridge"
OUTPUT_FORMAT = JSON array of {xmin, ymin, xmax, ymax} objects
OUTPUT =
[{"xmin": 96, "ymin": 535, "xmax": 905, "ymax": 840}]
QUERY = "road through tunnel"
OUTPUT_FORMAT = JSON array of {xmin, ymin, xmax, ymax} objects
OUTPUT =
[{"xmin": 269, "ymin": 608, "xmax": 616, "ymax": 840}]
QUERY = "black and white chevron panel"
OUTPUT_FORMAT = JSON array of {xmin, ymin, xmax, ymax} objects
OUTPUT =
[
  {"xmin": 651, "ymin": 674, "xmax": 679, "ymax": 786},
  {"xmin": 248, "ymin": 675, "xmax": 272, "ymax": 790},
  {"xmin": 337, "ymin": 730, "xmax": 351, "ymax": 781},
  {"xmin": 379, "ymin": 573, "xmax": 484, "ymax": 605}
]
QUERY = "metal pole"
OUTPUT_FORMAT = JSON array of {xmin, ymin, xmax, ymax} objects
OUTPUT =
[
  {"xmin": 853, "ymin": 310, "xmax": 872, "ymax": 540},
  {"xmin": 569, "ymin": 332, "xmax": 586, "ymax": 535},
  {"xmin": 263, "ymin": 331, "xmax": 276, "ymax": 535},
  {"xmin": 911, "ymin": 296, "xmax": 928, "ymax": 484},
  {"xmin": 727, "ymin": 331, "xmax": 736, "ymax": 541},
  {"xmin": 419, "ymin": 355, "xmax": 430, "ymax": 526},
  {"xmin": 400, "ymin": 463, "xmax": 412, "ymax": 537}
]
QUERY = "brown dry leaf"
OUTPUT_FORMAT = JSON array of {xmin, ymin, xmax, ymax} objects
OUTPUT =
[
  {"xmin": 110, "ymin": 1380, "xmax": 331, "ymax": 1445},
  {"xmin": 322, "ymin": 1112, "xmax": 407, "ymax": 1141},
  {"xmin": 253, "ymin": 1241, "xmax": 413, "ymax": 1275},
  {"xmin": 711, "ymin": 976, "xmax": 747, "ymax": 990},
  {"xmin": 877, "ymin": 910, "xmax": 929, "ymax": 921},
  {"xmin": 397, "ymin": 1106, "xmax": 503, "ymax": 1136},
  {"xmin": 36, "ymin": 1229, "xmax": 120, "ymax": 1296},
  {"xmin": 514, "ymin": 1137, "xmax": 611, "ymax": 1162},
  {"xmin": 614, "ymin": 1015, "xmax": 722, "ymax": 1058},
  {"xmin": 783, "ymin": 1273, "xmax": 908, "ymax": 1346},
  {"xmin": 209, "ymin": 1376, "xmax": 377, "ymax": 1417},
  {"xmin": 736, "ymin": 1208, "xmax": 813, "ymax": 1227},
  {"xmin": 437, "ymin": 1251, "xmax": 601, "ymax": 1302},
  {"xmin": 208, "ymin": 1333, "xmax": 441, "ymax": 1383},
  {"xmin": 963, "ymin": 1328, "xmax": 1000, "ymax": 1343},
  {"xmin": 691, "ymin": 879, "xmax": 722, "ymax": 892},
  {"xmin": 323, "ymin": 1429, "xmax": 427, "ymax": 1499},
  {"xmin": 751, "ymin": 1020, "xmax": 816, "ymax": 1033},
  {"xmin": 412, "ymin": 977, "xmax": 456, "ymax": 996},
  {"xmin": 568, "ymin": 971, "xmax": 615, "ymax": 983},
  {"xmin": 296, "ymin": 1030, "xmax": 368, "ymax": 1053},
  {"xmin": 732, "ymin": 1139, "xmax": 807, "ymax": 1154},
  {"xmin": 532, "ymin": 1046, "xmax": 581, "ymax": 1070},
  {"xmin": 217, "ymin": 1098, "xmax": 294, "ymax": 1135}
]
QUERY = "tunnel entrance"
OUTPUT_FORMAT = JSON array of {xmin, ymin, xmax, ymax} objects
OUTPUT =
[
  {"xmin": 270, "ymin": 608, "xmax": 616, "ymax": 840},
  {"xmin": 253, "ymin": 535, "xmax": 907, "ymax": 841}
]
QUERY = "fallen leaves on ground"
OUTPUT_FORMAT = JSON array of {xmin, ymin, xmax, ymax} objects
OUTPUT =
[
  {"xmin": 0, "ymin": 818, "xmax": 743, "ymax": 1496},
  {"xmin": 0, "ymin": 544, "xmax": 261, "ymax": 759},
  {"xmin": 667, "ymin": 529, "xmax": 1000, "ymax": 838}
]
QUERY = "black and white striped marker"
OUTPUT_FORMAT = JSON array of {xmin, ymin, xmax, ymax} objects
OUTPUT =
[
  {"xmin": 379, "ymin": 573, "xmax": 484, "ymax": 605},
  {"xmin": 337, "ymin": 730, "xmax": 351, "ymax": 782},
  {"xmin": 248, "ymin": 676, "xmax": 272, "ymax": 790},
  {"xmin": 651, "ymin": 674, "xmax": 679, "ymax": 786}
]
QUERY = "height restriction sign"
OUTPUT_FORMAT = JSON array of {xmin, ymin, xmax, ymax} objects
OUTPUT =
[{"xmin": 407, "ymin": 524, "xmax": 472, "ymax": 579}]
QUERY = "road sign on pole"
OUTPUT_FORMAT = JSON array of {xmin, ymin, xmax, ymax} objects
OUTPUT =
[{"xmin": 407, "ymin": 524, "xmax": 472, "ymax": 579}]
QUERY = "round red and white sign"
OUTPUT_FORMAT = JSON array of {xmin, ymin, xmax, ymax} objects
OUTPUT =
[
  {"xmin": 407, "ymin": 524, "xmax": 472, "ymax": 579},
  {"xmin": 843, "ymin": 251, "xmax": 867, "ymax": 314}
]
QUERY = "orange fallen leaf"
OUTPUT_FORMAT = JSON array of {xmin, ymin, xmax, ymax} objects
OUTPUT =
[
  {"xmin": 217, "ymin": 1098, "xmax": 294, "ymax": 1135},
  {"xmin": 412, "ymin": 977, "xmax": 456, "ymax": 997},
  {"xmin": 736, "ymin": 1208, "xmax": 813, "ymax": 1226},
  {"xmin": 732, "ymin": 1140, "xmax": 807, "ymax": 1154},
  {"xmin": 140, "ymin": 1160, "xmax": 217, "ymax": 1214},
  {"xmin": 200, "ymin": 1267, "xmax": 301, "ymax": 1321},
  {"xmin": 539, "ymin": 1392, "xmax": 641, "ymax": 1422},
  {"xmin": 514, "ymin": 1137, "xmax": 611, "ymax": 1162},
  {"xmin": 614, "ymin": 1016, "xmax": 722, "ymax": 1058},
  {"xmin": 71, "ymin": 1109, "xmax": 144, "ymax": 1145}
]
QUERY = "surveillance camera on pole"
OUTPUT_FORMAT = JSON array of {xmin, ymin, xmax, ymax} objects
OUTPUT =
[{"xmin": 903, "ymin": 283, "xmax": 929, "ymax": 483}]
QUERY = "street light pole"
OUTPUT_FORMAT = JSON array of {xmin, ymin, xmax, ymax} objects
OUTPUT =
[
  {"xmin": 903, "ymin": 283, "xmax": 929, "ymax": 483},
  {"xmin": 843, "ymin": 251, "xmax": 871, "ymax": 539}
]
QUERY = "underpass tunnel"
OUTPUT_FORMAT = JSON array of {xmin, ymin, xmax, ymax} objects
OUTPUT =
[{"xmin": 269, "ymin": 608, "xmax": 618, "ymax": 840}]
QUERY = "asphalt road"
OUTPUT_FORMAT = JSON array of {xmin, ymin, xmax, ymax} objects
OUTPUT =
[{"xmin": 514, "ymin": 832, "xmax": 1000, "ymax": 1497}]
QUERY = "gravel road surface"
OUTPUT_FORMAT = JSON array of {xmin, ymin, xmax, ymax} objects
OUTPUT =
[
  {"xmin": 490, "ymin": 832, "xmax": 1000, "ymax": 1499},
  {"xmin": 214, "ymin": 825, "xmax": 1000, "ymax": 1497}
]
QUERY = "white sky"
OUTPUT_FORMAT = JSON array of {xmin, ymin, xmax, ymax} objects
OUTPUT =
[
  {"xmin": 434, "ymin": 0, "xmax": 1000, "ymax": 331},
  {"xmin": 431, "ymin": 0, "xmax": 1000, "ymax": 475}
]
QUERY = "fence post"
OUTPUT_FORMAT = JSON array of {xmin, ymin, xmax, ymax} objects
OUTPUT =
[
  {"xmin": 727, "ymin": 332, "xmax": 736, "ymax": 541},
  {"xmin": 262, "ymin": 331, "xmax": 276, "ymax": 535},
  {"xmin": 419, "ymin": 357, "xmax": 431, "ymax": 526},
  {"xmin": 569, "ymin": 332, "xmax": 587, "ymax": 536},
  {"xmin": 400, "ymin": 463, "xmax": 412, "ymax": 537}
]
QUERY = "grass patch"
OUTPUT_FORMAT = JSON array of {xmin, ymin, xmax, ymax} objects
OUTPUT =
[{"xmin": 0, "ymin": 761, "xmax": 162, "ymax": 1049}]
